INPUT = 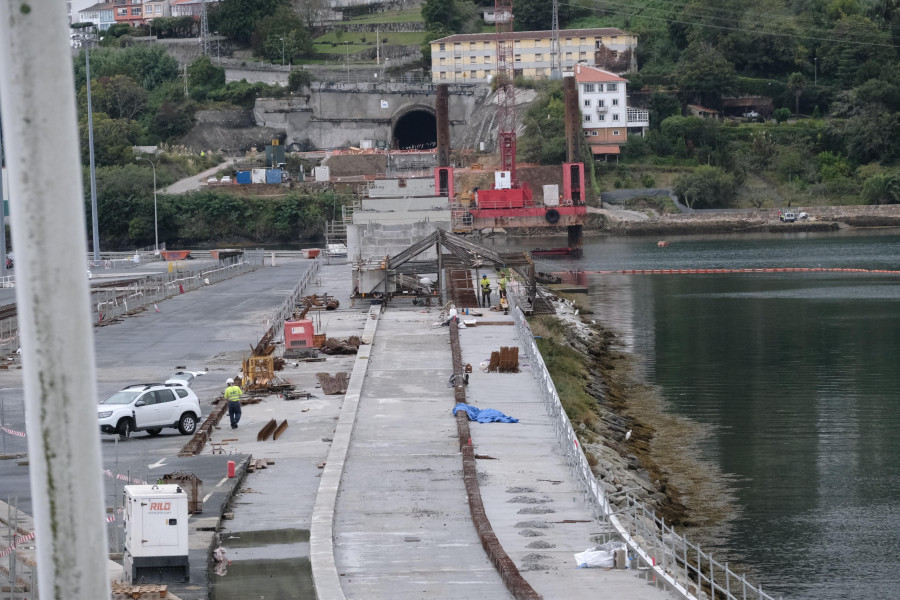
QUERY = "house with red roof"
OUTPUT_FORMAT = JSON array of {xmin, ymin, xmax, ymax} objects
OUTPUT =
[{"xmin": 574, "ymin": 63, "xmax": 649, "ymax": 159}]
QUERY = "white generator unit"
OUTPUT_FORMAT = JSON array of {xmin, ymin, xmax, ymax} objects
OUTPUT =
[
  {"xmin": 543, "ymin": 184, "xmax": 560, "ymax": 206},
  {"xmin": 123, "ymin": 484, "xmax": 190, "ymax": 583},
  {"xmin": 494, "ymin": 171, "xmax": 512, "ymax": 190}
]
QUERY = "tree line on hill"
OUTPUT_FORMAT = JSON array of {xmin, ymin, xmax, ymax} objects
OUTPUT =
[{"xmin": 460, "ymin": 0, "xmax": 900, "ymax": 208}]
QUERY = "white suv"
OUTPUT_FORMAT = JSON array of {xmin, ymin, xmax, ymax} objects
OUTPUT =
[{"xmin": 98, "ymin": 383, "xmax": 202, "ymax": 438}]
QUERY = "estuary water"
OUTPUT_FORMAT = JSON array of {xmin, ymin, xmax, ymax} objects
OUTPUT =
[{"xmin": 489, "ymin": 230, "xmax": 900, "ymax": 600}]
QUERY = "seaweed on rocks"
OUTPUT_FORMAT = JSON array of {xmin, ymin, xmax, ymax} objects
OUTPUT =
[{"xmin": 529, "ymin": 298, "xmax": 738, "ymax": 533}]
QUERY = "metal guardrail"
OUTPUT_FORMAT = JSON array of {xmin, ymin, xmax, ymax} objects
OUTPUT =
[
  {"xmin": 0, "ymin": 252, "xmax": 267, "ymax": 355},
  {"xmin": 507, "ymin": 291, "xmax": 781, "ymax": 600},
  {"xmin": 90, "ymin": 252, "xmax": 267, "ymax": 326},
  {"xmin": 261, "ymin": 257, "xmax": 321, "ymax": 343}
]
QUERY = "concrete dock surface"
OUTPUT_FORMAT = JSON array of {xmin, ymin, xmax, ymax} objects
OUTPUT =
[{"xmin": 0, "ymin": 255, "xmax": 676, "ymax": 599}]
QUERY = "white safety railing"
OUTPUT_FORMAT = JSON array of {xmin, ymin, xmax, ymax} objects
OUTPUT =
[
  {"xmin": 507, "ymin": 294, "xmax": 781, "ymax": 600},
  {"xmin": 0, "ymin": 252, "xmax": 266, "ymax": 355},
  {"xmin": 263, "ymin": 257, "xmax": 321, "ymax": 339},
  {"xmin": 90, "ymin": 252, "xmax": 266, "ymax": 324}
]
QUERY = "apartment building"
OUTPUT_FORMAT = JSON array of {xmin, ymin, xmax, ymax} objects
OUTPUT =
[
  {"xmin": 574, "ymin": 63, "xmax": 648, "ymax": 157},
  {"xmin": 78, "ymin": 2, "xmax": 116, "ymax": 30},
  {"xmin": 71, "ymin": 0, "xmax": 214, "ymax": 28},
  {"xmin": 112, "ymin": 0, "xmax": 146, "ymax": 26},
  {"xmin": 142, "ymin": 0, "xmax": 171, "ymax": 22},
  {"xmin": 430, "ymin": 28, "xmax": 637, "ymax": 84}
]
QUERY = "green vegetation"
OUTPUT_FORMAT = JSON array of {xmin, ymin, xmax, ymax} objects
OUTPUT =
[
  {"xmin": 345, "ymin": 8, "xmax": 422, "ymax": 24},
  {"xmin": 88, "ymin": 163, "xmax": 352, "ymax": 249},
  {"xmin": 70, "ymin": 42, "xmax": 322, "ymax": 248},
  {"xmin": 512, "ymin": 0, "xmax": 900, "ymax": 206},
  {"xmin": 530, "ymin": 316, "xmax": 601, "ymax": 435},
  {"xmin": 315, "ymin": 31, "xmax": 426, "ymax": 45}
]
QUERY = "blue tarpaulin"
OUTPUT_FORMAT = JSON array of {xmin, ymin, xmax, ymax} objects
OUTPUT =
[{"xmin": 452, "ymin": 403, "xmax": 519, "ymax": 423}]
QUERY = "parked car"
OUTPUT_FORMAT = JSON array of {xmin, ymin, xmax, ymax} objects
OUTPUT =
[
  {"xmin": 742, "ymin": 111, "xmax": 760, "ymax": 119},
  {"xmin": 97, "ymin": 383, "xmax": 202, "ymax": 438},
  {"xmin": 165, "ymin": 372, "xmax": 195, "ymax": 387},
  {"xmin": 220, "ymin": 175, "xmax": 232, "ymax": 183},
  {"xmin": 780, "ymin": 211, "xmax": 797, "ymax": 223}
]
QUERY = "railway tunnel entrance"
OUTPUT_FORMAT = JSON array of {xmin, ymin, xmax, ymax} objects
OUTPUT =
[{"xmin": 393, "ymin": 109, "xmax": 437, "ymax": 150}]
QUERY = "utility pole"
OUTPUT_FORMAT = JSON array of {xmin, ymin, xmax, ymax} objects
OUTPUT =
[
  {"xmin": 550, "ymin": 0, "xmax": 561, "ymax": 79},
  {"xmin": 0, "ymin": 94, "xmax": 6, "ymax": 274},
  {"xmin": 199, "ymin": 0, "xmax": 210, "ymax": 56},
  {"xmin": 280, "ymin": 36, "xmax": 285, "ymax": 66},
  {"xmin": 0, "ymin": 4, "xmax": 111, "ymax": 598},
  {"xmin": 86, "ymin": 46, "xmax": 100, "ymax": 262},
  {"xmin": 135, "ymin": 157, "xmax": 158, "ymax": 252},
  {"xmin": 814, "ymin": 57, "xmax": 817, "ymax": 85}
]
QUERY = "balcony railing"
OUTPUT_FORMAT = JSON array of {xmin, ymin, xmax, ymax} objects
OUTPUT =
[{"xmin": 627, "ymin": 107, "xmax": 649, "ymax": 125}]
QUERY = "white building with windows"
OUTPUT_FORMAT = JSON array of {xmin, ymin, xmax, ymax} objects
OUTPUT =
[
  {"xmin": 77, "ymin": 2, "xmax": 115, "ymax": 30},
  {"xmin": 574, "ymin": 63, "xmax": 648, "ymax": 158},
  {"xmin": 430, "ymin": 28, "xmax": 638, "ymax": 84}
]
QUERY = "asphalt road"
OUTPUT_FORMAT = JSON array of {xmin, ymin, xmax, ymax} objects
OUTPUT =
[{"xmin": 0, "ymin": 255, "xmax": 320, "ymax": 597}]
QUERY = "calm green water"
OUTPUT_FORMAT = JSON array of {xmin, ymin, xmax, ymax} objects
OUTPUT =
[{"xmin": 490, "ymin": 230, "xmax": 900, "ymax": 599}]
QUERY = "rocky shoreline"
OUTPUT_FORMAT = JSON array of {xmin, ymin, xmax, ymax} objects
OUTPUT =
[{"xmin": 536, "ymin": 296, "xmax": 735, "ymax": 537}]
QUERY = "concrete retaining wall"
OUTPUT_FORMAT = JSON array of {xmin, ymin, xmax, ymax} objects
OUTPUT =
[{"xmin": 253, "ymin": 83, "xmax": 488, "ymax": 149}]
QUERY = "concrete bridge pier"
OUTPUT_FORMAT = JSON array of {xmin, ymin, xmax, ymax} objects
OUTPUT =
[{"xmin": 567, "ymin": 224, "xmax": 583, "ymax": 251}]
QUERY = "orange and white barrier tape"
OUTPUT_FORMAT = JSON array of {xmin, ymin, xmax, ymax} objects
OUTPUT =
[
  {"xmin": 0, "ymin": 425, "xmax": 25, "ymax": 437},
  {"xmin": 101, "ymin": 469, "xmax": 147, "ymax": 485},
  {"xmin": 0, "ymin": 531, "xmax": 35, "ymax": 558}
]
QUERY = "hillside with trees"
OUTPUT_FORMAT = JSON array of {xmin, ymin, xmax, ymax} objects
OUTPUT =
[{"xmin": 507, "ymin": 0, "xmax": 900, "ymax": 207}]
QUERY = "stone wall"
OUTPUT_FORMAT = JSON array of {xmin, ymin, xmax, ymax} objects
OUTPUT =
[{"xmin": 660, "ymin": 205, "xmax": 900, "ymax": 221}]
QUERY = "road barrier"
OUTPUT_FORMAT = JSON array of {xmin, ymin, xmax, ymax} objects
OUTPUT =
[
  {"xmin": 0, "ymin": 252, "xmax": 267, "ymax": 355},
  {"xmin": 508, "ymin": 294, "xmax": 781, "ymax": 600}
]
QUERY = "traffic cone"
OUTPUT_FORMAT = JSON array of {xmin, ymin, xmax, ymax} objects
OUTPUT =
[{"xmin": 154, "ymin": 304, "xmax": 160, "ymax": 313}]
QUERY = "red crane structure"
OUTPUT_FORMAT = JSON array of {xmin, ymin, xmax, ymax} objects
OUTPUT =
[
  {"xmin": 495, "ymin": 0, "xmax": 517, "ymax": 185},
  {"xmin": 449, "ymin": 0, "xmax": 587, "ymax": 250}
]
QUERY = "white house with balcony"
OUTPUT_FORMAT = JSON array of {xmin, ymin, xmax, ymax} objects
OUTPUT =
[
  {"xmin": 75, "ymin": 1, "xmax": 115, "ymax": 29},
  {"xmin": 574, "ymin": 63, "xmax": 648, "ymax": 158}
]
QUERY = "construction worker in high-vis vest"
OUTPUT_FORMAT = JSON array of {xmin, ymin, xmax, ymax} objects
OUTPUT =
[
  {"xmin": 480, "ymin": 274, "xmax": 492, "ymax": 307},
  {"xmin": 225, "ymin": 378, "xmax": 243, "ymax": 429}
]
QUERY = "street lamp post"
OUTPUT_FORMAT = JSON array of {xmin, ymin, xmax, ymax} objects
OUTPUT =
[
  {"xmin": 280, "ymin": 36, "xmax": 285, "ymax": 66},
  {"xmin": 814, "ymin": 57, "xmax": 817, "ymax": 85},
  {"xmin": 135, "ymin": 157, "xmax": 158, "ymax": 252}
]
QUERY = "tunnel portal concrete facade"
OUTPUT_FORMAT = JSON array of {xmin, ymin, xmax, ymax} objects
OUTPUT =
[{"xmin": 254, "ymin": 82, "xmax": 488, "ymax": 151}]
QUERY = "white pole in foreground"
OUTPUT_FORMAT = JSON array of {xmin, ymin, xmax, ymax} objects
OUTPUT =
[{"xmin": 0, "ymin": 4, "xmax": 110, "ymax": 600}]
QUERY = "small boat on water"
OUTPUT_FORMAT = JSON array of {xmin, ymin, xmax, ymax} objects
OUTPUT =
[
  {"xmin": 657, "ymin": 241, "xmax": 670, "ymax": 248},
  {"xmin": 531, "ymin": 247, "xmax": 583, "ymax": 257}
]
